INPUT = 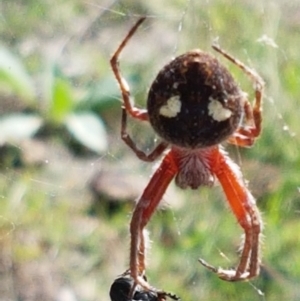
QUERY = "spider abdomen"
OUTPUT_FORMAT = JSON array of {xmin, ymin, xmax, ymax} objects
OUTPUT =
[{"xmin": 147, "ymin": 50, "xmax": 244, "ymax": 148}]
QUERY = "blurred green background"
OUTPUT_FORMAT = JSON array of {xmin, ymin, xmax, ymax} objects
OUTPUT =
[{"xmin": 1, "ymin": 0, "xmax": 300, "ymax": 300}]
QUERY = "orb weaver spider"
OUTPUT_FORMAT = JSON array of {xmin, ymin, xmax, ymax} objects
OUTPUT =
[{"xmin": 110, "ymin": 17, "xmax": 264, "ymax": 300}]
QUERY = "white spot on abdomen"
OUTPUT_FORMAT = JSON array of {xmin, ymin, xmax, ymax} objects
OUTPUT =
[
  {"xmin": 159, "ymin": 95, "xmax": 182, "ymax": 118},
  {"xmin": 208, "ymin": 97, "xmax": 232, "ymax": 121}
]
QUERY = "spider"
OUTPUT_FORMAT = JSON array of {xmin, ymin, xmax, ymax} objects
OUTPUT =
[{"xmin": 110, "ymin": 17, "xmax": 264, "ymax": 300}]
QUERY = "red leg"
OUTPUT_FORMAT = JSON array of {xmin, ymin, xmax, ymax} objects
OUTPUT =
[
  {"xmin": 227, "ymin": 99, "xmax": 262, "ymax": 147},
  {"xmin": 121, "ymin": 107, "xmax": 168, "ymax": 162},
  {"xmin": 199, "ymin": 148, "xmax": 262, "ymax": 281},
  {"xmin": 111, "ymin": 18, "xmax": 168, "ymax": 162},
  {"xmin": 110, "ymin": 18, "xmax": 148, "ymax": 121},
  {"xmin": 129, "ymin": 151, "xmax": 178, "ymax": 296},
  {"xmin": 212, "ymin": 44, "xmax": 264, "ymax": 148}
]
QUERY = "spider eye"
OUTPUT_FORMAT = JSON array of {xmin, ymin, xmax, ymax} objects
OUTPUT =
[{"xmin": 147, "ymin": 50, "xmax": 243, "ymax": 148}]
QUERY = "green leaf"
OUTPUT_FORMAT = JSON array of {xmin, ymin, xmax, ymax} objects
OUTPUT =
[
  {"xmin": 0, "ymin": 113, "xmax": 43, "ymax": 145},
  {"xmin": 43, "ymin": 63, "xmax": 74, "ymax": 123},
  {"xmin": 0, "ymin": 46, "xmax": 35, "ymax": 103},
  {"xmin": 50, "ymin": 77, "xmax": 74, "ymax": 123},
  {"xmin": 64, "ymin": 112, "xmax": 107, "ymax": 154}
]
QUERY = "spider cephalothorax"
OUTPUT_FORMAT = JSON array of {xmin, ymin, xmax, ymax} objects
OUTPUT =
[{"xmin": 110, "ymin": 17, "xmax": 264, "ymax": 301}]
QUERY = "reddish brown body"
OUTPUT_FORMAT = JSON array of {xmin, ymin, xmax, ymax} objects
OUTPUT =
[{"xmin": 110, "ymin": 17, "xmax": 265, "ymax": 300}]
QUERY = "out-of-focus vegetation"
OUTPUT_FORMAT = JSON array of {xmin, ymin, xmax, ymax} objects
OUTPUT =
[{"xmin": 1, "ymin": 0, "xmax": 300, "ymax": 300}]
